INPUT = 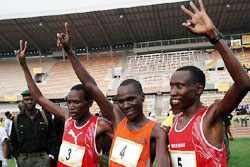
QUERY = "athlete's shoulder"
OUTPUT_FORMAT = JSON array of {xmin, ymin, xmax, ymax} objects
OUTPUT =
[
  {"xmin": 151, "ymin": 122, "xmax": 166, "ymax": 137},
  {"xmin": 97, "ymin": 117, "xmax": 112, "ymax": 130}
]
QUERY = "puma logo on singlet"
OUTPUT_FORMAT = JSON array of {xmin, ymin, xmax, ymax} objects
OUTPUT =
[{"xmin": 68, "ymin": 129, "xmax": 83, "ymax": 144}]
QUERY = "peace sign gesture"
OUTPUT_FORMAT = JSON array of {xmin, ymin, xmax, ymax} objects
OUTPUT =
[
  {"xmin": 16, "ymin": 40, "xmax": 28, "ymax": 65},
  {"xmin": 57, "ymin": 22, "xmax": 72, "ymax": 53}
]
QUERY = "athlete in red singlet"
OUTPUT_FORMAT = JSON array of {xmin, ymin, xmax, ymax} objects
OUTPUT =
[
  {"xmin": 168, "ymin": 0, "xmax": 250, "ymax": 166},
  {"xmin": 57, "ymin": 116, "xmax": 100, "ymax": 167},
  {"xmin": 169, "ymin": 106, "xmax": 227, "ymax": 167},
  {"xmin": 16, "ymin": 41, "xmax": 112, "ymax": 167},
  {"xmin": 56, "ymin": 23, "xmax": 170, "ymax": 166}
]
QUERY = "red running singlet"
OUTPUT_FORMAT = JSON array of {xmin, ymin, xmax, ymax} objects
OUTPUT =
[
  {"xmin": 169, "ymin": 107, "xmax": 227, "ymax": 167},
  {"xmin": 57, "ymin": 116, "xmax": 100, "ymax": 167}
]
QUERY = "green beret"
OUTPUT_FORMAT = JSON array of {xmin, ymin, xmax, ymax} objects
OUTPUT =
[{"xmin": 21, "ymin": 89, "xmax": 30, "ymax": 97}]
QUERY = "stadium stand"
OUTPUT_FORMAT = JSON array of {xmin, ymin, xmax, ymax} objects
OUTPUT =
[
  {"xmin": 124, "ymin": 50, "xmax": 205, "ymax": 93},
  {"xmin": 0, "ymin": 58, "xmax": 56, "ymax": 99},
  {"xmin": 1, "ymin": 48, "xmax": 250, "ymax": 116},
  {"xmin": 0, "ymin": 0, "xmax": 250, "ymax": 120},
  {"xmin": 0, "ymin": 53, "xmax": 123, "ymax": 98}
]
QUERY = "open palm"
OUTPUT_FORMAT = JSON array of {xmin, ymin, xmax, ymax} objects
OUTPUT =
[{"xmin": 181, "ymin": 0, "xmax": 215, "ymax": 36}]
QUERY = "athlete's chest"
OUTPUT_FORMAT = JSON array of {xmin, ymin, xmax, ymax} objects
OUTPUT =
[
  {"xmin": 169, "ymin": 117, "xmax": 198, "ymax": 150},
  {"xmin": 63, "ymin": 120, "xmax": 96, "ymax": 146}
]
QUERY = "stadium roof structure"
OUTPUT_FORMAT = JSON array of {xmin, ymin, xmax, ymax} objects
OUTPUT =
[
  {"xmin": 0, "ymin": 0, "xmax": 249, "ymax": 55},
  {"xmin": 0, "ymin": 0, "xmax": 189, "ymax": 20}
]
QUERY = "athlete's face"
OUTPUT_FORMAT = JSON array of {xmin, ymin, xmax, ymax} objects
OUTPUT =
[
  {"xmin": 116, "ymin": 84, "xmax": 144, "ymax": 121},
  {"xmin": 66, "ymin": 90, "xmax": 90, "ymax": 120},
  {"xmin": 22, "ymin": 96, "xmax": 36, "ymax": 111},
  {"xmin": 170, "ymin": 71, "xmax": 200, "ymax": 111}
]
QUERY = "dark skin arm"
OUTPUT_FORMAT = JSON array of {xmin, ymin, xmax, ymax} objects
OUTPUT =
[
  {"xmin": 17, "ymin": 40, "xmax": 113, "ymax": 153},
  {"xmin": 95, "ymin": 117, "xmax": 113, "ymax": 153},
  {"xmin": 181, "ymin": 0, "xmax": 250, "ymax": 147},
  {"xmin": 56, "ymin": 24, "xmax": 170, "ymax": 165},
  {"xmin": 2, "ymin": 139, "xmax": 9, "ymax": 159},
  {"xmin": 57, "ymin": 23, "xmax": 124, "ymax": 128},
  {"xmin": 16, "ymin": 40, "xmax": 66, "ymax": 119},
  {"xmin": 151, "ymin": 124, "xmax": 170, "ymax": 167}
]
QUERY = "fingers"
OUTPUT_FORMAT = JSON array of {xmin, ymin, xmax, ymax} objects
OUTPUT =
[
  {"xmin": 182, "ymin": 1, "xmax": 205, "ymax": 17},
  {"xmin": 15, "ymin": 49, "xmax": 21, "ymax": 57},
  {"xmin": 181, "ymin": 5, "xmax": 194, "ymax": 17},
  {"xmin": 65, "ymin": 22, "xmax": 70, "ymax": 36},
  {"xmin": 23, "ymin": 41, "xmax": 28, "ymax": 52},
  {"xmin": 198, "ymin": 0, "xmax": 205, "ymax": 11},
  {"xmin": 190, "ymin": 1, "xmax": 199, "ymax": 13},
  {"xmin": 182, "ymin": 20, "xmax": 195, "ymax": 32},
  {"xmin": 182, "ymin": 21, "xmax": 191, "ymax": 27},
  {"xmin": 183, "ymin": 24, "xmax": 196, "ymax": 33},
  {"xmin": 57, "ymin": 23, "xmax": 71, "ymax": 48},
  {"xmin": 19, "ymin": 40, "xmax": 28, "ymax": 52},
  {"xmin": 57, "ymin": 33, "xmax": 64, "ymax": 48},
  {"xmin": 182, "ymin": 19, "xmax": 192, "ymax": 28},
  {"xmin": 57, "ymin": 33, "xmax": 61, "ymax": 47},
  {"xmin": 19, "ymin": 40, "xmax": 23, "ymax": 50}
]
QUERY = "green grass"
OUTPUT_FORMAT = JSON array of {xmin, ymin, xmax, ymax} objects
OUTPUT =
[
  {"xmin": 152, "ymin": 138, "xmax": 250, "ymax": 167},
  {"xmin": 228, "ymin": 138, "xmax": 250, "ymax": 167},
  {"xmin": 7, "ymin": 138, "xmax": 250, "ymax": 167},
  {"xmin": 7, "ymin": 159, "xmax": 15, "ymax": 167}
]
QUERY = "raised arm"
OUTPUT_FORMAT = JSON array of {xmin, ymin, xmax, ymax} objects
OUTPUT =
[
  {"xmin": 181, "ymin": 0, "xmax": 250, "ymax": 121},
  {"xmin": 57, "ymin": 23, "xmax": 123, "ymax": 125},
  {"xmin": 16, "ymin": 40, "xmax": 66, "ymax": 118}
]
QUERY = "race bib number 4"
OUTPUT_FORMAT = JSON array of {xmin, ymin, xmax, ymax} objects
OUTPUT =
[
  {"xmin": 110, "ymin": 137, "xmax": 143, "ymax": 167},
  {"xmin": 170, "ymin": 150, "xmax": 197, "ymax": 167},
  {"xmin": 58, "ymin": 141, "xmax": 85, "ymax": 167}
]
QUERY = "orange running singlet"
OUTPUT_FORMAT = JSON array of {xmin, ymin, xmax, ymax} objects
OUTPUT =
[{"xmin": 109, "ymin": 117, "xmax": 156, "ymax": 167}]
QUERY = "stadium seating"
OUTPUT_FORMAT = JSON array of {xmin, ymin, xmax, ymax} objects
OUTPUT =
[
  {"xmin": 0, "ymin": 53, "xmax": 123, "ymax": 100},
  {"xmin": 1, "ymin": 49, "xmax": 250, "ymax": 115},
  {"xmin": 0, "ymin": 58, "xmax": 56, "ymax": 99},
  {"xmin": 124, "ymin": 50, "xmax": 206, "ymax": 93}
]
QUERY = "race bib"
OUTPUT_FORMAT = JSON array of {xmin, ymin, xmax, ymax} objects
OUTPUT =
[
  {"xmin": 58, "ymin": 141, "xmax": 85, "ymax": 167},
  {"xmin": 110, "ymin": 137, "xmax": 143, "ymax": 167},
  {"xmin": 170, "ymin": 150, "xmax": 197, "ymax": 167}
]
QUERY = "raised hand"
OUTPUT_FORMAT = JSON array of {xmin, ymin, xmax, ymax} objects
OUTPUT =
[
  {"xmin": 16, "ymin": 40, "xmax": 28, "ymax": 66},
  {"xmin": 57, "ymin": 22, "xmax": 72, "ymax": 53},
  {"xmin": 181, "ymin": 0, "xmax": 216, "ymax": 38}
]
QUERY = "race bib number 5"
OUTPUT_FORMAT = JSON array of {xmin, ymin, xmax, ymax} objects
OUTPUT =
[
  {"xmin": 170, "ymin": 150, "xmax": 197, "ymax": 167},
  {"xmin": 110, "ymin": 137, "xmax": 143, "ymax": 167},
  {"xmin": 58, "ymin": 141, "xmax": 85, "ymax": 167}
]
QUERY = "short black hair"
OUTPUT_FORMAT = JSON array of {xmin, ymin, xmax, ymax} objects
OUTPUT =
[
  {"xmin": 70, "ymin": 84, "xmax": 94, "ymax": 102},
  {"xmin": 176, "ymin": 66, "xmax": 206, "ymax": 87},
  {"xmin": 5, "ymin": 111, "xmax": 11, "ymax": 117},
  {"xmin": 119, "ymin": 79, "xmax": 144, "ymax": 95}
]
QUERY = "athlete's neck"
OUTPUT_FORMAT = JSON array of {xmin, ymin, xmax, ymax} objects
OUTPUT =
[
  {"xmin": 75, "ymin": 112, "xmax": 91, "ymax": 127},
  {"xmin": 127, "ymin": 114, "xmax": 148, "ymax": 131},
  {"xmin": 182, "ymin": 101, "xmax": 203, "ymax": 119}
]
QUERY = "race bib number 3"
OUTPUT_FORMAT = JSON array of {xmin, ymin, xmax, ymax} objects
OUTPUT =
[
  {"xmin": 110, "ymin": 137, "xmax": 143, "ymax": 167},
  {"xmin": 170, "ymin": 150, "xmax": 197, "ymax": 167},
  {"xmin": 58, "ymin": 141, "xmax": 85, "ymax": 167}
]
